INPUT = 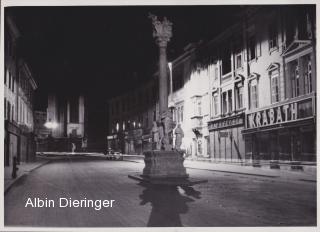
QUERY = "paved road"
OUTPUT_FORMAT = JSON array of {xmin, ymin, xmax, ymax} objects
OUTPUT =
[{"xmin": 4, "ymin": 156, "xmax": 316, "ymax": 227}]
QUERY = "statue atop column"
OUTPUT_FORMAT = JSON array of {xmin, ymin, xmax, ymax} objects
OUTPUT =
[{"xmin": 149, "ymin": 13, "xmax": 173, "ymax": 151}]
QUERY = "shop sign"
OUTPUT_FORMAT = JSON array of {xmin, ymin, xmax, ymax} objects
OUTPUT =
[
  {"xmin": 208, "ymin": 114, "xmax": 244, "ymax": 131},
  {"xmin": 218, "ymin": 131, "xmax": 231, "ymax": 138},
  {"xmin": 246, "ymin": 98, "xmax": 313, "ymax": 129}
]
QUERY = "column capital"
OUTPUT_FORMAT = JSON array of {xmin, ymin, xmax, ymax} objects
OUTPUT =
[{"xmin": 149, "ymin": 14, "xmax": 172, "ymax": 47}]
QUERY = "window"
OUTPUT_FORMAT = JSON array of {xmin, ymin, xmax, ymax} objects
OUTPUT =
[
  {"xmin": 249, "ymin": 80, "xmax": 258, "ymax": 109},
  {"xmin": 294, "ymin": 65, "xmax": 300, "ymax": 97},
  {"xmin": 212, "ymin": 93, "xmax": 218, "ymax": 116},
  {"xmin": 4, "ymin": 98, "xmax": 7, "ymax": 120},
  {"xmin": 271, "ymin": 72, "xmax": 280, "ymax": 103},
  {"xmin": 214, "ymin": 67, "xmax": 218, "ymax": 80},
  {"xmin": 236, "ymin": 85, "xmax": 243, "ymax": 110},
  {"xmin": 248, "ymin": 36, "xmax": 256, "ymax": 61},
  {"xmin": 235, "ymin": 52, "xmax": 242, "ymax": 69},
  {"xmin": 12, "ymin": 105, "xmax": 14, "ymax": 122},
  {"xmin": 198, "ymin": 101, "xmax": 202, "ymax": 116},
  {"xmin": 7, "ymin": 101, "xmax": 11, "ymax": 121},
  {"xmin": 228, "ymin": 90, "xmax": 232, "ymax": 113},
  {"xmin": 70, "ymin": 96, "xmax": 79, "ymax": 123},
  {"xmin": 221, "ymin": 45, "xmax": 231, "ymax": 75},
  {"xmin": 234, "ymin": 40, "xmax": 243, "ymax": 69},
  {"xmin": 4, "ymin": 68, "xmax": 7, "ymax": 85},
  {"xmin": 222, "ymin": 92, "xmax": 227, "ymax": 114},
  {"xmin": 180, "ymin": 106, "xmax": 184, "ymax": 122},
  {"xmin": 8, "ymin": 71, "xmax": 12, "ymax": 90},
  {"xmin": 303, "ymin": 55, "xmax": 312, "ymax": 94},
  {"xmin": 269, "ymin": 22, "xmax": 278, "ymax": 50},
  {"xmin": 12, "ymin": 75, "xmax": 15, "ymax": 92}
]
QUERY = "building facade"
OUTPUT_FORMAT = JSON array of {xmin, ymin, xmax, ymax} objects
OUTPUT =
[
  {"xmin": 107, "ymin": 78, "xmax": 159, "ymax": 154},
  {"xmin": 4, "ymin": 15, "xmax": 38, "ymax": 166},
  {"xmin": 46, "ymin": 93, "xmax": 87, "ymax": 151},
  {"xmin": 107, "ymin": 5, "xmax": 316, "ymax": 164}
]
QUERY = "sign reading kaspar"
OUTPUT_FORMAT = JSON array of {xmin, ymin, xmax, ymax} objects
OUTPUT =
[{"xmin": 246, "ymin": 102, "xmax": 302, "ymax": 129}]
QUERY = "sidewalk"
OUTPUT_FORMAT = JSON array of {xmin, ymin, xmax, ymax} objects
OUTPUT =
[
  {"xmin": 4, "ymin": 158, "xmax": 50, "ymax": 194},
  {"xmin": 123, "ymin": 155, "xmax": 316, "ymax": 183}
]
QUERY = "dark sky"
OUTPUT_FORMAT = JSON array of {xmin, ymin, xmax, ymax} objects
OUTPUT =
[{"xmin": 6, "ymin": 5, "xmax": 242, "ymax": 139}]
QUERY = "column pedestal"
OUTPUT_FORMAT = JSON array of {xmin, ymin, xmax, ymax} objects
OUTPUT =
[
  {"xmin": 142, "ymin": 150, "xmax": 188, "ymax": 178},
  {"xmin": 128, "ymin": 150, "xmax": 207, "ymax": 186}
]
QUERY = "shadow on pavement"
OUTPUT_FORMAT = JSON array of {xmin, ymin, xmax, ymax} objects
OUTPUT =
[{"xmin": 138, "ymin": 183, "xmax": 201, "ymax": 227}]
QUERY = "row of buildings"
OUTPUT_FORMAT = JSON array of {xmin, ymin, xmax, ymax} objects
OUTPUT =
[
  {"xmin": 107, "ymin": 5, "xmax": 316, "ymax": 164},
  {"xmin": 5, "ymin": 14, "xmax": 89, "ymax": 158},
  {"xmin": 4, "ymin": 15, "xmax": 38, "ymax": 166}
]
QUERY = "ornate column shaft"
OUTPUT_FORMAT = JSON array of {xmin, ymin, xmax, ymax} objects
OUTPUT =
[{"xmin": 149, "ymin": 14, "xmax": 173, "ymax": 151}]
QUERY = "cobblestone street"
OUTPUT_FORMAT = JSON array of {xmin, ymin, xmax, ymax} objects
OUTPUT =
[{"xmin": 4, "ymin": 156, "xmax": 316, "ymax": 227}]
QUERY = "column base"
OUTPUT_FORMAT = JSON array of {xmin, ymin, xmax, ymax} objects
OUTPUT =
[{"xmin": 142, "ymin": 150, "xmax": 188, "ymax": 178}]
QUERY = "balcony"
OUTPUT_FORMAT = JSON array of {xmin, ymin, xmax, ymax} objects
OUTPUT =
[{"xmin": 191, "ymin": 116, "xmax": 203, "ymax": 129}]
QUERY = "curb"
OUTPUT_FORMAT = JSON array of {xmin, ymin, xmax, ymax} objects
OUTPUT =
[{"xmin": 4, "ymin": 160, "xmax": 51, "ymax": 195}]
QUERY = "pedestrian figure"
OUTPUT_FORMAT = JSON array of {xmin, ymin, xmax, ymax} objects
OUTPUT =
[
  {"xmin": 81, "ymin": 137, "xmax": 87, "ymax": 152},
  {"xmin": 71, "ymin": 143, "xmax": 76, "ymax": 153}
]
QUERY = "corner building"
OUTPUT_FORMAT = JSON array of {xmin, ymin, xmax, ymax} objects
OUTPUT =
[{"xmin": 240, "ymin": 6, "xmax": 316, "ymax": 163}]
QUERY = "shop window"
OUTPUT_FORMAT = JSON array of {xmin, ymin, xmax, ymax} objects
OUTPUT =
[
  {"xmin": 269, "ymin": 21, "xmax": 278, "ymax": 51},
  {"xmin": 249, "ymin": 79, "xmax": 258, "ymax": 109},
  {"xmin": 206, "ymin": 136, "xmax": 210, "ymax": 157},
  {"xmin": 271, "ymin": 71, "xmax": 279, "ymax": 103},
  {"xmin": 197, "ymin": 139, "xmax": 202, "ymax": 155}
]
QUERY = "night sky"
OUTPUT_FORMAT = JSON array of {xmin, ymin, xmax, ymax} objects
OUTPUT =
[{"xmin": 6, "ymin": 5, "xmax": 242, "ymax": 139}]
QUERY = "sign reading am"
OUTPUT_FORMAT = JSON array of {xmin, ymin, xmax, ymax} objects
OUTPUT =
[{"xmin": 246, "ymin": 102, "xmax": 298, "ymax": 129}]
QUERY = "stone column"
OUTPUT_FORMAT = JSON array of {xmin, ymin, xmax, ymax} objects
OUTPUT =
[{"xmin": 149, "ymin": 14, "xmax": 173, "ymax": 151}]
